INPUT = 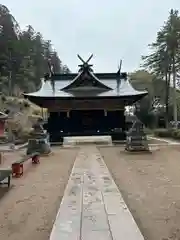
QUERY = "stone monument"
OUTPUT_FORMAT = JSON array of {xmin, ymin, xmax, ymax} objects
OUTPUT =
[
  {"xmin": 26, "ymin": 118, "xmax": 51, "ymax": 155},
  {"xmin": 125, "ymin": 118, "xmax": 149, "ymax": 152}
]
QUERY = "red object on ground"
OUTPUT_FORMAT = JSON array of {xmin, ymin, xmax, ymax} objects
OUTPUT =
[
  {"xmin": 12, "ymin": 163, "xmax": 23, "ymax": 178},
  {"xmin": 12, "ymin": 154, "xmax": 40, "ymax": 178},
  {"xmin": 32, "ymin": 155, "xmax": 40, "ymax": 164}
]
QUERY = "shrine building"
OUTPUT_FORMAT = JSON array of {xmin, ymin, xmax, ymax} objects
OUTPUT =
[{"xmin": 24, "ymin": 55, "xmax": 148, "ymax": 143}]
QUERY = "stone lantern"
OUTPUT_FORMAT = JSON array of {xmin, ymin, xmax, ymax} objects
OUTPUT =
[{"xmin": 26, "ymin": 118, "xmax": 51, "ymax": 155}]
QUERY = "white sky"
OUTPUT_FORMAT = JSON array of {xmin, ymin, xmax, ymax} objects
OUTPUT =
[{"xmin": 2, "ymin": 0, "xmax": 180, "ymax": 72}]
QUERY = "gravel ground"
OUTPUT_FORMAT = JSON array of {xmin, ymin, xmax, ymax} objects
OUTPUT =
[
  {"xmin": 0, "ymin": 147, "xmax": 78, "ymax": 240},
  {"xmin": 99, "ymin": 145, "xmax": 180, "ymax": 240}
]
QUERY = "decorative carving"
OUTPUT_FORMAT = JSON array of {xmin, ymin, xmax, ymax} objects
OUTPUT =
[{"xmin": 78, "ymin": 73, "xmax": 93, "ymax": 86}]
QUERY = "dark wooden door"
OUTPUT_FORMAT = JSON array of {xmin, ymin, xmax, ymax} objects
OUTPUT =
[{"xmin": 70, "ymin": 110, "xmax": 104, "ymax": 132}]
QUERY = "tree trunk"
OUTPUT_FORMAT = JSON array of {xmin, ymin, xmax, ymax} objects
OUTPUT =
[
  {"xmin": 165, "ymin": 72, "xmax": 170, "ymax": 128},
  {"xmin": 172, "ymin": 56, "xmax": 177, "ymax": 124},
  {"xmin": 8, "ymin": 50, "xmax": 12, "ymax": 96}
]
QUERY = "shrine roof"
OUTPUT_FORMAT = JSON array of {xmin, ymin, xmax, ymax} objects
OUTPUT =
[
  {"xmin": 24, "ymin": 76, "xmax": 147, "ymax": 98},
  {"xmin": 24, "ymin": 55, "xmax": 148, "ymax": 101}
]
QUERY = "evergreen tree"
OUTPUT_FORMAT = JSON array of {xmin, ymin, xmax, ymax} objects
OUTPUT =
[
  {"xmin": 0, "ymin": 4, "xmax": 68, "ymax": 95},
  {"xmin": 142, "ymin": 9, "xmax": 180, "ymax": 126}
]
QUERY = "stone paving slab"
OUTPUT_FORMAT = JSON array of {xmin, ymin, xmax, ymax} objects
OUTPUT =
[
  {"xmin": 63, "ymin": 136, "xmax": 112, "ymax": 146},
  {"xmin": 49, "ymin": 153, "xmax": 84, "ymax": 240},
  {"xmin": 50, "ymin": 146, "xmax": 144, "ymax": 240}
]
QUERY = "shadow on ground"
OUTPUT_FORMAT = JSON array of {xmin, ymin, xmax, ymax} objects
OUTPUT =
[{"xmin": 0, "ymin": 185, "xmax": 13, "ymax": 200}]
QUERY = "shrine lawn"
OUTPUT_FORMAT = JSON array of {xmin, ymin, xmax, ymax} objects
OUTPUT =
[
  {"xmin": 0, "ymin": 147, "xmax": 78, "ymax": 240},
  {"xmin": 99, "ymin": 145, "xmax": 180, "ymax": 240}
]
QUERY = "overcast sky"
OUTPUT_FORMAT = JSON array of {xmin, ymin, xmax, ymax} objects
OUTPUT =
[{"xmin": 2, "ymin": 0, "xmax": 180, "ymax": 72}]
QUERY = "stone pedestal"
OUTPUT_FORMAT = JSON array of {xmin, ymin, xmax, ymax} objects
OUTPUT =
[{"xmin": 0, "ymin": 134, "xmax": 8, "ymax": 144}]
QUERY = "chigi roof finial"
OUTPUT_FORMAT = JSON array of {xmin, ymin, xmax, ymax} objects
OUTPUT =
[
  {"xmin": 77, "ymin": 54, "xmax": 93, "ymax": 72},
  {"xmin": 117, "ymin": 59, "xmax": 122, "ymax": 93},
  {"xmin": 47, "ymin": 59, "xmax": 55, "ymax": 94}
]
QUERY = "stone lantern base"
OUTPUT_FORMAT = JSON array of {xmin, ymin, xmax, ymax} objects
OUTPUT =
[
  {"xmin": 0, "ymin": 134, "xmax": 8, "ymax": 144},
  {"xmin": 26, "ymin": 136, "xmax": 51, "ymax": 155}
]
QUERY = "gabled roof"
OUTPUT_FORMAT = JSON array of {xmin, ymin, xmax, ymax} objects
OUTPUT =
[
  {"xmin": 61, "ymin": 68, "xmax": 112, "ymax": 91},
  {"xmin": 60, "ymin": 55, "xmax": 112, "ymax": 91},
  {"xmin": 24, "ymin": 76, "xmax": 147, "ymax": 98},
  {"xmin": 24, "ymin": 55, "xmax": 148, "ymax": 104}
]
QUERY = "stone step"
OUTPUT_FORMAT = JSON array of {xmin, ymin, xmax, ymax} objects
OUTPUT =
[{"xmin": 63, "ymin": 136, "xmax": 112, "ymax": 146}]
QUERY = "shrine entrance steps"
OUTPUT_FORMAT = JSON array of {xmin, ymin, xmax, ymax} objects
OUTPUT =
[
  {"xmin": 50, "ymin": 146, "xmax": 144, "ymax": 240},
  {"xmin": 63, "ymin": 136, "xmax": 112, "ymax": 146}
]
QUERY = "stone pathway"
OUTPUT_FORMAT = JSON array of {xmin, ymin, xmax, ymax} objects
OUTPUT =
[{"xmin": 50, "ymin": 146, "xmax": 144, "ymax": 240}]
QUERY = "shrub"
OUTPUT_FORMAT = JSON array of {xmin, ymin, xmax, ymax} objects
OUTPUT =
[
  {"xmin": 18, "ymin": 128, "xmax": 31, "ymax": 141},
  {"xmin": 23, "ymin": 101, "xmax": 30, "ymax": 108},
  {"xmin": 1, "ymin": 95, "xmax": 6, "ymax": 102},
  {"xmin": 154, "ymin": 128, "xmax": 180, "ymax": 140},
  {"xmin": 19, "ymin": 100, "xmax": 30, "ymax": 109},
  {"xmin": 32, "ymin": 109, "xmax": 41, "ymax": 115},
  {"xmin": 154, "ymin": 128, "xmax": 171, "ymax": 138},
  {"xmin": 171, "ymin": 129, "xmax": 180, "ymax": 139},
  {"xmin": 176, "ymin": 131, "xmax": 180, "ymax": 139},
  {"xmin": 171, "ymin": 129, "xmax": 178, "ymax": 138},
  {"xmin": 144, "ymin": 128, "xmax": 153, "ymax": 135},
  {"xmin": 4, "ymin": 109, "xmax": 9, "ymax": 115}
]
